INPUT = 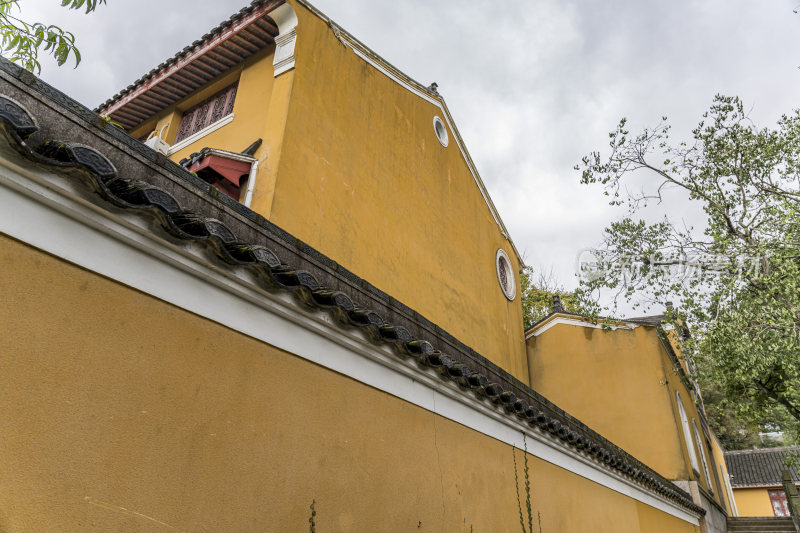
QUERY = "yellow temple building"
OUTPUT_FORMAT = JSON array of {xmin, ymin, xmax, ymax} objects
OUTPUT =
[
  {"xmin": 0, "ymin": 0, "xmax": 766, "ymax": 531},
  {"xmin": 526, "ymin": 308, "xmax": 738, "ymax": 531},
  {"xmin": 725, "ymin": 447, "xmax": 800, "ymax": 517}
]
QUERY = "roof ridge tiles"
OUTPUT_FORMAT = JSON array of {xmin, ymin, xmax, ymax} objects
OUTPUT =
[{"xmin": 724, "ymin": 446, "xmax": 800, "ymax": 455}]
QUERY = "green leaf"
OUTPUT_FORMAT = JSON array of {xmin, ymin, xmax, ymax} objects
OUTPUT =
[
  {"xmin": 577, "ymin": 94, "xmax": 800, "ymax": 441},
  {"xmin": 0, "ymin": 0, "xmax": 106, "ymax": 73}
]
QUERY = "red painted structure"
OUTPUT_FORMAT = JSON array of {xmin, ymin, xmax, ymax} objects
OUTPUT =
[{"xmin": 187, "ymin": 153, "xmax": 252, "ymax": 201}]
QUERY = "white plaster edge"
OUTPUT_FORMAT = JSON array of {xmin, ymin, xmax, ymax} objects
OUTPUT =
[
  {"xmin": 0, "ymin": 157, "xmax": 700, "ymax": 527},
  {"xmin": 495, "ymin": 248, "xmax": 516, "ymax": 301},
  {"xmin": 201, "ymin": 148, "xmax": 256, "ymax": 163},
  {"xmin": 713, "ymin": 431, "xmax": 739, "ymax": 516},
  {"xmin": 432, "ymin": 115, "xmax": 449, "ymax": 147},
  {"xmin": 526, "ymin": 315, "xmax": 639, "ymax": 339},
  {"xmin": 166, "ymin": 113, "xmax": 234, "ymax": 155},
  {"xmin": 271, "ymin": 4, "xmax": 298, "ymax": 77}
]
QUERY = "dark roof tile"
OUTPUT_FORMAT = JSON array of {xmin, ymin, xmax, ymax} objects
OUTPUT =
[{"xmin": 724, "ymin": 447, "xmax": 800, "ymax": 487}]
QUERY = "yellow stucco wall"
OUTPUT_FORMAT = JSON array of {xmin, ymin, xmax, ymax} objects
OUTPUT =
[
  {"xmin": 527, "ymin": 318, "xmax": 726, "ymax": 513},
  {"xmin": 128, "ymin": 2, "xmax": 527, "ymax": 382},
  {"xmin": 733, "ymin": 488, "xmax": 776, "ymax": 517},
  {"xmin": 263, "ymin": 2, "xmax": 528, "ymax": 381},
  {"xmin": 709, "ymin": 434, "xmax": 736, "ymax": 515},
  {"xmin": 0, "ymin": 234, "xmax": 697, "ymax": 532},
  {"xmin": 528, "ymin": 321, "xmax": 689, "ymax": 480}
]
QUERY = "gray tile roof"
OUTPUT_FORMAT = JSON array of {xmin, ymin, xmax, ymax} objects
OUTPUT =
[
  {"xmin": 626, "ymin": 313, "xmax": 666, "ymax": 326},
  {"xmin": 724, "ymin": 446, "xmax": 800, "ymax": 487}
]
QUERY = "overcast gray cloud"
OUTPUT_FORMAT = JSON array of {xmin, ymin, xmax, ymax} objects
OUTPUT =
[{"xmin": 20, "ymin": 0, "xmax": 800, "ymax": 307}]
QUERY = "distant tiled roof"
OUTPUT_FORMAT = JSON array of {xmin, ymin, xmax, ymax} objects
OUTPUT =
[
  {"xmin": 524, "ymin": 311, "xmax": 664, "ymax": 336},
  {"xmin": 725, "ymin": 447, "xmax": 800, "ymax": 487},
  {"xmin": 626, "ymin": 313, "xmax": 666, "ymax": 326}
]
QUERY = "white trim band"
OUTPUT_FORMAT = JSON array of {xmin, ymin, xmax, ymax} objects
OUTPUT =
[{"xmin": 526, "ymin": 315, "xmax": 639, "ymax": 339}]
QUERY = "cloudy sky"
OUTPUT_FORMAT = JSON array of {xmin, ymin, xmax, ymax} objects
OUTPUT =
[{"xmin": 20, "ymin": 0, "xmax": 800, "ymax": 306}]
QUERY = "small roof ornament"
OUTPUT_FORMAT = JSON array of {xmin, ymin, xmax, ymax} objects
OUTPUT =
[{"xmin": 552, "ymin": 295, "xmax": 564, "ymax": 313}]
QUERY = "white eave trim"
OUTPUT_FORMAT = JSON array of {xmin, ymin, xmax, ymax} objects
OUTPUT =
[
  {"xmin": 0, "ymin": 149, "xmax": 699, "ymax": 527},
  {"xmin": 526, "ymin": 315, "xmax": 639, "ymax": 340},
  {"xmin": 200, "ymin": 148, "xmax": 256, "ymax": 163},
  {"xmin": 166, "ymin": 113, "xmax": 234, "ymax": 156}
]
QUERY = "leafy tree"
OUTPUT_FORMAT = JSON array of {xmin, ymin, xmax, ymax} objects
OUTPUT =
[
  {"xmin": 520, "ymin": 266, "xmax": 577, "ymax": 328},
  {"xmin": 700, "ymin": 381, "xmax": 761, "ymax": 450},
  {"xmin": 0, "ymin": 0, "xmax": 106, "ymax": 74},
  {"xmin": 699, "ymin": 378, "xmax": 792, "ymax": 450},
  {"xmin": 576, "ymin": 95, "xmax": 800, "ymax": 443}
]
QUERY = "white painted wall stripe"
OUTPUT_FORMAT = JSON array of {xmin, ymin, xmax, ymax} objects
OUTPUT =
[
  {"xmin": 526, "ymin": 315, "xmax": 639, "ymax": 339},
  {"xmin": 0, "ymin": 150, "xmax": 700, "ymax": 526}
]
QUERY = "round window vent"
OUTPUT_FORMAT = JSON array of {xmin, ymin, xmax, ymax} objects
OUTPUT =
[
  {"xmin": 496, "ymin": 249, "xmax": 516, "ymax": 301},
  {"xmin": 433, "ymin": 116, "xmax": 449, "ymax": 147}
]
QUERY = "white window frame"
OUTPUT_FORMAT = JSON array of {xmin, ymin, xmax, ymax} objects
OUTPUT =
[
  {"xmin": 433, "ymin": 115, "xmax": 449, "ymax": 147},
  {"xmin": 720, "ymin": 464, "xmax": 739, "ymax": 516},
  {"xmin": 495, "ymin": 248, "xmax": 516, "ymax": 301},
  {"xmin": 676, "ymin": 392, "xmax": 700, "ymax": 474},
  {"xmin": 692, "ymin": 419, "xmax": 713, "ymax": 493}
]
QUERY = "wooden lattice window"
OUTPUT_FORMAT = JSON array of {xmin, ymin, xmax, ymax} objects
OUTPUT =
[
  {"xmin": 174, "ymin": 82, "xmax": 238, "ymax": 143},
  {"xmin": 768, "ymin": 489, "xmax": 790, "ymax": 517}
]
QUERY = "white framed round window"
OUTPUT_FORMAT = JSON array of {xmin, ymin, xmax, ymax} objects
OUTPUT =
[
  {"xmin": 496, "ymin": 249, "xmax": 516, "ymax": 301},
  {"xmin": 433, "ymin": 116, "xmax": 449, "ymax": 147}
]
